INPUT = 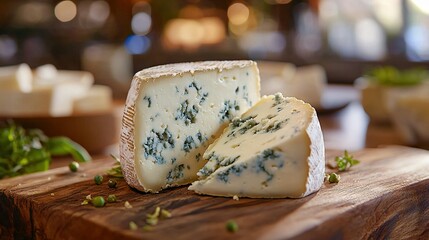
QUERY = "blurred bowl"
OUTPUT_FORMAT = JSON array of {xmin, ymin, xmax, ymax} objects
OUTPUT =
[
  {"xmin": 389, "ymin": 94, "xmax": 429, "ymax": 148},
  {"xmin": 355, "ymin": 77, "xmax": 429, "ymax": 124}
]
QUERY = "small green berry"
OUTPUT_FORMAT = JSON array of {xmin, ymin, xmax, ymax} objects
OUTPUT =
[
  {"xmin": 129, "ymin": 221, "xmax": 138, "ymax": 230},
  {"xmin": 107, "ymin": 194, "xmax": 117, "ymax": 203},
  {"xmin": 69, "ymin": 161, "xmax": 79, "ymax": 172},
  {"xmin": 94, "ymin": 175, "xmax": 103, "ymax": 185},
  {"xmin": 91, "ymin": 196, "xmax": 105, "ymax": 207},
  {"xmin": 107, "ymin": 179, "xmax": 117, "ymax": 188},
  {"xmin": 328, "ymin": 173, "xmax": 340, "ymax": 183},
  {"xmin": 226, "ymin": 220, "xmax": 238, "ymax": 233}
]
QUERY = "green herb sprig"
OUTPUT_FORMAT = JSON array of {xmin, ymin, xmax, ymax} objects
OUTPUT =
[
  {"xmin": 0, "ymin": 122, "xmax": 91, "ymax": 179},
  {"xmin": 335, "ymin": 150, "xmax": 360, "ymax": 172},
  {"xmin": 366, "ymin": 66, "xmax": 428, "ymax": 86},
  {"xmin": 106, "ymin": 154, "xmax": 123, "ymax": 178},
  {"xmin": 326, "ymin": 150, "xmax": 360, "ymax": 184}
]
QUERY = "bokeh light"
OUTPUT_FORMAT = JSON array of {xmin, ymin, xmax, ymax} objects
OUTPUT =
[
  {"xmin": 132, "ymin": 12, "xmax": 152, "ymax": 35},
  {"xmin": 0, "ymin": 36, "xmax": 17, "ymax": 60},
  {"xmin": 88, "ymin": 1, "xmax": 110, "ymax": 24},
  {"xmin": 125, "ymin": 35, "xmax": 151, "ymax": 54},
  {"xmin": 55, "ymin": 1, "xmax": 77, "ymax": 22},
  {"xmin": 227, "ymin": 3, "xmax": 250, "ymax": 25}
]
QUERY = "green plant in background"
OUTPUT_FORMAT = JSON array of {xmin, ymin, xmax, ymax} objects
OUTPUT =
[
  {"xmin": 366, "ymin": 66, "xmax": 428, "ymax": 86},
  {"xmin": 0, "ymin": 122, "xmax": 91, "ymax": 179}
]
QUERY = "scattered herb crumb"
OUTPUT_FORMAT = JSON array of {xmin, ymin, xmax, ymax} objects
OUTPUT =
[
  {"xmin": 85, "ymin": 194, "xmax": 92, "ymax": 200},
  {"xmin": 141, "ymin": 206, "xmax": 172, "ymax": 230},
  {"xmin": 146, "ymin": 217, "xmax": 159, "ymax": 226},
  {"xmin": 327, "ymin": 173, "xmax": 340, "ymax": 183},
  {"xmin": 161, "ymin": 209, "xmax": 172, "ymax": 218},
  {"xmin": 142, "ymin": 225, "xmax": 153, "ymax": 231},
  {"xmin": 226, "ymin": 220, "xmax": 239, "ymax": 233},
  {"xmin": 129, "ymin": 221, "xmax": 138, "ymax": 230},
  {"xmin": 124, "ymin": 201, "xmax": 133, "ymax": 209},
  {"xmin": 81, "ymin": 199, "xmax": 89, "ymax": 205},
  {"xmin": 147, "ymin": 206, "xmax": 161, "ymax": 219},
  {"xmin": 107, "ymin": 194, "xmax": 117, "ymax": 203}
]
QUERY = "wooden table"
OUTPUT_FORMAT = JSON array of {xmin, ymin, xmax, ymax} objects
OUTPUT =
[{"xmin": 1, "ymin": 85, "xmax": 428, "ymax": 240}]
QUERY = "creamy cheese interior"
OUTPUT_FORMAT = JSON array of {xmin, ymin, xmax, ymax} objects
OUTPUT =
[
  {"xmin": 189, "ymin": 94, "xmax": 325, "ymax": 198},
  {"xmin": 133, "ymin": 63, "xmax": 260, "ymax": 192}
]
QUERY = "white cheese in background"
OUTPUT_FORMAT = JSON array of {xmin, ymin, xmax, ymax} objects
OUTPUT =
[
  {"xmin": 49, "ymin": 71, "xmax": 94, "ymax": 116},
  {"xmin": 0, "ymin": 86, "xmax": 52, "ymax": 116},
  {"xmin": 0, "ymin": 63, "xmax": 33, "ymax": 92},
  {"xmin": 189, "ymin": 93, "xmax": 325, "ymax": 198},
  {"xmin": 258, "ymin": 61, "xmax": 296, "ymax": 95},
  {"xmin": 34, "ymin": 64, "xmax": 58, "ymax": 85},
  {"xmin": 73, "ymin": 85, "xmax": 113, "ymax": 114},
  {"xmin": 120, "ymin": 61, "xmax": 261, "ymax": 192},
  {"xmin": 284, "ymin": 65, "xmax": 326, "ymax": 108}
]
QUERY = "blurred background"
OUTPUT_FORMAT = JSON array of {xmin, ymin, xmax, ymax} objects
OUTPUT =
[
  {"xmin": 2, "ymin": 0, "xmax": 429, "ymax": 153},
  {"xmin": 1, "ymin": 0, "xmax": 429, "ymax": 97}
]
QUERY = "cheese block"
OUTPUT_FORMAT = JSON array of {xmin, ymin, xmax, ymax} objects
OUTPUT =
[
  {"xmin": 0, "ymin": 63, "xmax": 32, "ymax": 92},
  {"xmin": 73, "ymin": 85, "xmax": 113, "ymax": 114},
  {"xmin": 49, "ymin": 71, "xmax": 94, "ymax": 116},
  {"xmin": 34, "ymin": 64, "xmax": 58, "ymax": 85},
  {"xmin": 120, "ymin": 61, "xmax": 261, "ymax": 192},
  {"xmin": 258, "ymin": 61, "xmax": 296, "ymax": 96},
  {"xmin": 189, "ymin": 93, "xmax": 325, "ymax": 198},
  {"xmin": 0, "ymin": 86, "xmax": 52, "ymax": 116},
  {"xmin": 283, "ymin": 65, "xmax": 326, "ymax": 108}
]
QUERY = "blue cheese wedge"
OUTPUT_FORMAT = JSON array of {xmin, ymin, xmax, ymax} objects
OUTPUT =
[
  {"xmin": 120, "ymin": 61, "xmax": 261, "ymax": 192},
  {"xmin": 189, "ymin": 93, "xmax": 325, "ymax": 198}
]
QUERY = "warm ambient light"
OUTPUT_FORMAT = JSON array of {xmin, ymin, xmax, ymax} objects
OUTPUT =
[
  {"xmin": 164, "ymin": 18, "xmax": 226, "ymax": 50},
  {"xmin": 227, "ymin": 3, "xmax": 250, "ymax": 25},
  {"xmin": 411, "ymin": 0, "xmax": 429, "ymax": 15},
  {"xmin": 55, "ymin": 1, "xmax": 77, "ymax": 22}
]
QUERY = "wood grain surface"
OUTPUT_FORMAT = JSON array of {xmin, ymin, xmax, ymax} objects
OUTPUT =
[{"xmin": 0, "ymin": 146, "xmax": 428, "ymax": 240}]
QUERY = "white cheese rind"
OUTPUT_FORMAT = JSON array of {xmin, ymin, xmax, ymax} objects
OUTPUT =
[
  {"xmin": 120, "ymin": 61, "xmax": 261, "ymax": 192},
  {"xmin": 189, "ymin": 93, "xmax": 325, "ymax": 198}
]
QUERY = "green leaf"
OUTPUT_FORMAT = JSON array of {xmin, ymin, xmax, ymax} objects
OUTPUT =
[
  {"xmin": 366, "ymin": 66, "xmax": 428, "ymax": 86},
  {"xmin": 47, "ymin": 137, "xmax": 91, "ymax": 162},
  {"xmin": 335, "ymin": 150, "xmax": 360, "ymax": 172},
  {"xmin": 21, "ymin": 148, "xmax": 51, "ymax": 174},
  {"xmin": 0, "ymin": 122, "xmax": 91, "ymax": 179}
]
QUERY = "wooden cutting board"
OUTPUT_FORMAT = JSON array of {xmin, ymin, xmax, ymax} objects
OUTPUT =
[{"xmin": 0, "ymin": 146, "xmax": 428, "ymax": 240}]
